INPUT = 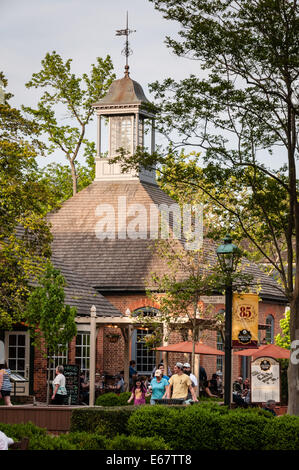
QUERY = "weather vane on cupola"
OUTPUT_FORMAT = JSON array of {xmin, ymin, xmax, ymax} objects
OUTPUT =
[{"xmin": 115, "ymin": 12, "xmax": 136, "ymax": 76}]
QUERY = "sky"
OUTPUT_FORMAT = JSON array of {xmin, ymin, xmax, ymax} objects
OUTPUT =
[
  {"xmin": 1, "ymin": 0, "xmax": 202, "ymax": 167},
  {"xmin": 1, "ymin": 0, "xmax": 288, "ymax": 170}
]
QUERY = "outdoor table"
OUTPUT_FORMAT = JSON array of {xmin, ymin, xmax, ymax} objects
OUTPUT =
[{"xmin": 10, "ymin": 373, "xmax": 29, "ymax": 396}]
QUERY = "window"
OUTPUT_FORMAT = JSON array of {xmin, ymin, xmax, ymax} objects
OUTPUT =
[
  {"xmin": 75, "ymin": 332, "xmax": 90, "ymax": 378},
  {"xmin": 47, "ymin": 345, "xmax": 68, "ymax": 382},
  {"xmin": 265, "ymin": 315, "xmax": 275, "ymax": 344},
  {"xmin": 109, "ymin": 116, "xmax": 132, "ymax": 156},
  {"xmin": 132, "ymin": 307, "xmax": 160, "ymax": 375},
  {"xmin": 216, "ymin": 331, "xmax": 224, "ymax": 372}
]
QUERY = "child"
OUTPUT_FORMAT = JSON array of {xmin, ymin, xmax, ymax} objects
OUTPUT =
[{"xmin": 127, "ymin": 377, "xmax": 148, "ymax": 405}]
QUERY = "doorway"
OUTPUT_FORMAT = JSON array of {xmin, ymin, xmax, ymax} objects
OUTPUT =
[{"xmin": 4, "ymin": 331, "xmax": 30, "ymax": 395}]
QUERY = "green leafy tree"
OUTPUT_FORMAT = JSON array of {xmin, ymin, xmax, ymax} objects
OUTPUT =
[
  {"xmin": 135, "ymin": 240, "xmax": 250, "ymax": 373},
  {"xmin": 276, "ymin": 308, "xmax": 291, "ymax": 350},
  {"xmin": 23, "ymin": 51, "xmax": 115, "ymax": 195},
  {"xmin": 0, "ymin": 73, "xmax": 53, "ymax": 328},
  {"xmin": 25, "ymin": 263, "xmax": 77, "ymax": 404},
  {"xmin": 39, "ymin": 143, "xmax": 96, "ymax": 209},
  {"xmin": 133, "ymin": 0, "xmax": 299, "ymax": 414}
]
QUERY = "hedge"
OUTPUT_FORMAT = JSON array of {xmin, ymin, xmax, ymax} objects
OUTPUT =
[
  {"xmin": 0, "ymin": 422, "xmax": 47, "ymax": 441},
  {"xmin": 127, "ymin": 403, "xmax": 226, "ymax": 450},
  {"xmin": 70, "ymin": 406, "xmax": 137, "ymax": 436},
  {"xmin": 95, "ymin": 392, "xmax": 150, "ymax": 407},
  {"xmin": 263, "ymin": 415, "xmax": 299, "ymax": 450},
  {"xmin": 0, "ymin": 422, "xmax": 168, "ymax": 450},
  {"xmin": 107, "ymin": 434, "xmax": 169, "ymax": 450},
  {"xmin": 217, "ymin": 408, "xmax": 274, "ymax": 450}
]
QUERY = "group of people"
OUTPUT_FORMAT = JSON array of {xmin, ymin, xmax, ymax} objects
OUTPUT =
[
  {"xmin": 232, "ymin": 376, "xmax": 251, "ymax": 407},
  {"xmin": 127, "ymin": 361, "xmax": 224, "ymax": 406},
  {"xmin": 127, "ymin": 361, "xmax": 199, "ymax": 405}
]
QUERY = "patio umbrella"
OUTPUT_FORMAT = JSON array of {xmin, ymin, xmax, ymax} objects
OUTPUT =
[
  {"xmin": 233, "ymin": 343, "xmax": 290, "ymax": 359},
  {"xmin": 155, "ymin": 341, "xmax": 224, "ymax": 355}
]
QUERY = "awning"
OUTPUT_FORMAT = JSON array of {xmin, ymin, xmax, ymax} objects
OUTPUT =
[
  {"xmin": 233, "ymin": 343, "xmax": 290, "ymax": 359},
  {"xmin": 155, "ymin": 341, "xmax": 224, "ymax": 356}
]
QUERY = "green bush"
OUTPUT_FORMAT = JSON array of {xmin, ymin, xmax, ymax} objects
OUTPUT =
[
  {"xmin": 117, "ymin": 392, "xmax": 131, "ymax": 406},
  {"xmin": 127, "ymin": 404, "xmax": 225, "ymax": 451},
  {"xmin": 218, "ymin": 408, "xmax": 273, "ymax": 450},
  {"xmin": 70, "ymin": 406, "xmax": 137, "ymax": 437},
  {"xmin": 263, "ymin": 415, "xmax": 299, "ymax": 450},
  {"xmin": 28, "ymin": 434, "xmax": 77, "ymax": 450},
  {"xmin": 95, "ymin": 392, "xmax": 120, "ymax": 407},
  {"xmin": 0, "ymin": 421, "xmax": 46, "ymax": 441},
  {"xmin": 107, "ymin": 434, "xmax": 169, "ymax": 450},
  {"xmin": 64, "ymin": 432, "xmax": 107, "ymax": 450}
]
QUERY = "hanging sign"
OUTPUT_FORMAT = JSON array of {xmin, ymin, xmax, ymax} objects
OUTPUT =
[
  {"xmin": 232, "ymin": 293, "xmax": 259, "ymax": 348},
  {"xmin": 251, "ymin": 357, "xmax": 280, "ymax": 403}
]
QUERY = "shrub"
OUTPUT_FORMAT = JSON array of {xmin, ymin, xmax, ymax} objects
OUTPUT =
[
  {"xmin": 117, "ymin": 392, "xmax": 131, "ymax": 406},
  {"xmin": 127, "ymin": 404, "xmax": 224, "ymax": 450},
  {"xmin": 95, "ymin": 392, "xmax": 120, "ymax": 407},
  {"xmin": 262, "ymin": 415, "xmax": 299, "ymax": 450},
  {"xmin": 107, "ymin": 434, "xmax": 169, "ymax": 450},
  {"xmin": 0, "ymin": 422, "xmax": 46, "ymax": 441},
  {"xmin": 218, "ymin": 408, "xmax": 273, "ymax": 450},
  {"xmin": 28, "ymin": 434, "xmax": 77, "ymax": 450},
  {"xmin": 64, "ymin": 432, "xmax": 107, "ymax": 450},
  {"xmin": 70, "ymin": 406, "xmax": 136, "ymax": 437}
]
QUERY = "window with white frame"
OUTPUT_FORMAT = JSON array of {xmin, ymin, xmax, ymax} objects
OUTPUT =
[
  {"xmin": 109, "ymin": 116, "xmax": 133, "ymax": 156},
  {"xmin": 265, "ymin": 315, "xmax": 275, "ymax": 343},
  {"xmin": 216, "ymin": 331, "xmax": 224, "ymax": 372},
  {"xmin": 75, "ymin": 332, "xmax": 90, "ymax": 379},
  {"xmin": 132, "ymin": 307, "xmax": 160, "ymax": 375},
  {"xmin": 47, "ymin": 345, "xmax": 68, "ymax": 382}
]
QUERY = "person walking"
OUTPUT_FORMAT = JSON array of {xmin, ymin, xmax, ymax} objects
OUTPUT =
[
  {"xmin": 183, "ymin": 363, "xmax": 198, "ymax": 395},
  {"xmin": 127, "ymin": 377, "xmax": 148, "ymax": 405},
  {"xmin": 0, "ymin": 362, "xmax": 12, "ymax": 406},
  {"xmin": 167, "ymin": 362, "xmax": 198, "ymax": 402},
  {"xmin": 149, "ymin": 369, "xmax": 169, "ymax": 404},
  {"xmin": 51, "ymin": 365, "xmax": 67, "ymax": 405}
]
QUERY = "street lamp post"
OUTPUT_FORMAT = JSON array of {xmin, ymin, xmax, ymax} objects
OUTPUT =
[{"xmin": 217, "ymin": 234, "xmax": 242, "ymax": 407}]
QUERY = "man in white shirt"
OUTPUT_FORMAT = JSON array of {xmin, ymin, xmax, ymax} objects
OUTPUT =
[{"xmin": 183, "ymin": 363, "xmax": 198, "ymax": 396}]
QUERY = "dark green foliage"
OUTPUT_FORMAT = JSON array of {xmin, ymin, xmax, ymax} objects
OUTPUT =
[
  {"xmin": 107, "ymin": 434, "xmax": 169, "ymax": 451},
  {"xmin": 70, "ymin": 406, "xmax": 136, "ymax": 436},
  {"xmin": 0, "ymin": 421, "xmax": 46, "ymax": 441},
  {"xmin": 218, "ymin": 408, "xmax": 274, "ymax": 450},
  {"xmin": 95, "ymin": 392, "xmax": 122, "ymax": 407},
  {"xmin": 28, "ymin": 434, "xmax": 77, "ymax": 450},
  {"xmin": 127, "ymin": 404, "xmax": 225, "ymax": 450},
  {"xmin": 117, "ymin": 392, "xmax": 132, "ymax": 406},
  {"xmin": 62, "ymin": 432, "xmax": 107, "ymax": 450},
  {"xmin": 263, "ymin": 415, "xmax": 299, "ymax": 450}
]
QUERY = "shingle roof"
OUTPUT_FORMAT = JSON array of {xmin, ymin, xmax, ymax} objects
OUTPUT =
[
  {"xmin": 48, "ymin": 180, "xmax": 180, "ymax": 291},
  {"xmin": 48, "ymin": 179, "xmax": 287, "ymax": 303},
  {"xmin": 51, "ymin": 256, "xmax": 123, "ymax": 317},
  {"xmin": 93, "ymin": 74, "xmax": 150, "ymax": 107}
]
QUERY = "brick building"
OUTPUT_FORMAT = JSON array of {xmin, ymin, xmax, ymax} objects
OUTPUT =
[{"xmin": 1, "ymin": 66, "xmax": 288, "ymax": 402}]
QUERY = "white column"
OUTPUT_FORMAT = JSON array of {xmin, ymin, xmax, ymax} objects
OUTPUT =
[
  {"xmin": 89, "ymin": 305, "xmax": 97, "ymax": 407},
  {"xmin": 151, "ymin": 119, "xmax": 155, "ymax": 154},
  {"xmin": 97, "ymin": 115, "xmax": 101, "ymax": 157}
]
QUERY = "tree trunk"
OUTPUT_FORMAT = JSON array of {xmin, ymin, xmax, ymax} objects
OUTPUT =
[
  {"xmin": 287, "ymin": 294, "xmax": 299, "ymax": 415},
  {"xmin": 70, "ymin": 159, "xmax": 77, "ymax": 196}
]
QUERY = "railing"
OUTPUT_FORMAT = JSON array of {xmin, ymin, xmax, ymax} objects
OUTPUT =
[{"xmin": 0, "ymin": 406, "xmax": 83, "ymax": 433}]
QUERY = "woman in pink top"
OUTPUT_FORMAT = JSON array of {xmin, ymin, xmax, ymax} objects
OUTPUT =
[{"xmin": 127, "ymin": 378, "xmax": 148, "ymax": 405}]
